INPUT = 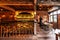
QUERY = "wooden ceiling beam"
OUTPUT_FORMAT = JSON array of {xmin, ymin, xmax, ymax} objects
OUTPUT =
[
  {"xmin": 0, "ymin": 5, "xmax": 15, "ymax": 12},
  {"xmin": 0, "ymin": 4, "xmax": 33, "ymax": 5}
]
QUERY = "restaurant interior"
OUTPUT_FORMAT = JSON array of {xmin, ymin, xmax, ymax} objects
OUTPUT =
[{"xmin": 0, "ymin": 0, "xmax": 60, "ymax": 40}]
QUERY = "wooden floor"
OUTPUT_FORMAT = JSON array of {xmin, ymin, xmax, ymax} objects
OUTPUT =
[{"xmin": 0, "ymin": 24, "xmax": 57, "ymax": 40}]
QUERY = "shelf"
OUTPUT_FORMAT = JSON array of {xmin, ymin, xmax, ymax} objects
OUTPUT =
[{"xmin": 0, "ymin": 20, "xmax": 34, "ymax": 24}]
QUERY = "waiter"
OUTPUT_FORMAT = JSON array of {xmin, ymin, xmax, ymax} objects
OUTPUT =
[{"xmin": 39, "ymin": 16, "xmax": 53, "ymax": 31}]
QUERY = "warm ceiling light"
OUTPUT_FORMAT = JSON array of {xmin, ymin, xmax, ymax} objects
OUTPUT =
[
  {"xmin": 34, "ymin": 12, "xmax": 36, "ymax": 15},
  {"xmin": 1, "ymin": 9, "xmax": 3, "ymax": 11},
  {"xmin": 2, "ymin": 15, "xmax": 6, "ymax": 17},
  {"xmin": 10, "ymin": 15, "xmax": 13, "ymax": 18},
  {"xmin": 40, "ymin": 5, "xmax": 42, "ymax": 7}
]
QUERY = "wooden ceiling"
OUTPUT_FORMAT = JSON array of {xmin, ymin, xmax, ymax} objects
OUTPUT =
[
  {"xmin": 0, "ymin": 0, "xmax": 60, "ymax": 5},
  {"xmin": 0, "ymin": 0, "xmax": 60, "ymax": 12},
  {"xmin": 0, "ymin": 0, "xmax": 34, "ymax": 5},
  {"xmin": 7, "ymin": 5, "xmax": 34, "ymax": 11},
  {"xmin": 0, "ymin": 0, "xmax": 34, "ymax": 12},
  {"xmin": 36, "ymin": 5, "xmax": 53, "ymax": 11},
  {"xmin": 0, "ymin": 5, "xmax": 53, "ymax": 12}
]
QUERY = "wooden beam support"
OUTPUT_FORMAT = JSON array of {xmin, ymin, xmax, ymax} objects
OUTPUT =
[{"xmin": 0, "ymin": 5, "xmax": 15, "ymax": 12}]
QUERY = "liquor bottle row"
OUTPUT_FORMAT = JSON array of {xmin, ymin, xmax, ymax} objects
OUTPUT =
[{"xmin": 0, "ymin": 22, "xmax": 34, "ymax": 37}]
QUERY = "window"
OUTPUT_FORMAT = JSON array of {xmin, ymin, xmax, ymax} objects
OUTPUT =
[
  {"xmin": 58, "ymin": 10, "xmax": 60, "ymax": 14},
  {"xmin": 54, "ymin": 11, "xmax": 57, "ymax": 15},
  {"xmin": 49, "ymin": 15, "xmax": 53, "ymax": 22},
  {"xmin": 49, "ymin": 11, "xmax": 57, "ymax": 22},
  {"xmin": 51, "ymin": 16, "xmax": 53, "ymax": 22},
  {"xmin": 54, "ymin": 15, "xmax": 57, "ymax": 22}
]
